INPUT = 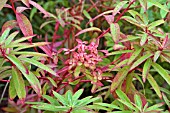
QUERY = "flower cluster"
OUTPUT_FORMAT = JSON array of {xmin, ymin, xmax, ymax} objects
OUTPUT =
[{"xmin": 64, "ymin": 39, "xmax": 103, "ymax": 81}]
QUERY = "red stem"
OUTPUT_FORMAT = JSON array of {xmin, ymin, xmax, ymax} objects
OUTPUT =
[
  {"xmin": 97, "ymin": 0, "xmax": 136, "ymax": 39},
  {"xmin": 10, "ymin": 0, "xmax": 16, "ymax": 14}
]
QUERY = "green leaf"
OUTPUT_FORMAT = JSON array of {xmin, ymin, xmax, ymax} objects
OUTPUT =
[
  {"xmin": 127, "ymin": 47, "xmax": 142, "ymax": 65},
  {"xmin": 31, "ymin": 103, "xmax": 69, "ymax": 112},
  {"xmin": 121, "ymin": 16, "xmax": 144, "ymax": 28},
  {"xmin": 9, "ymin": 76, "xmax": 17, "ymax": 100},
  {"xmin": 20, "ymin": 58, "xmax": 56, "ymax": 76},
  {"xmin": 73, "ymin": 89, "xmax": 84, "ymax": 101},
  {"xmin": 79, "ymin": 97, "xmax": 99, "ymax": 106},
  {"xmin": 94, "ymin": 103, "xmax": 120, "ymax": 110},
  {"xmin": 116, "ymin": 89, "xmax": 131, "ymax": 103},
  {"xmin": 0, "ymin": 28, "xmax": 10, "ymax": 44},
  {"xmin": 75, "ymin": 27, "xmax": 101, "ymax": 37},
  {"xmin": 12, "ymin": 67, "xmax": 26, "ymax": 100},
  {"xmin": 134, "ymin": 94, "xmax": 142, "ymax": 110},
  {"xmin": 160, "ymin": 4, "xmax": 168, "ymax": 18},
  {"xmin": 152, "ymin": 62, "xmax": 170, "ymax": 86},
  {"xmin": 46, "ymin": 77, "xmax": 57, "ymax": 87},
  {"xmin": 74, "ymin": 66, "xmax": 81, "ymax": 78},
  {"xmin": 42, "ymin": 95, "xmax": 60, "ymax": 106},
  {"xmin": 162, "ymin": 93, "xmax": 170, "ymax": 108},
  {"xmin": 11, "ymin": 51, "xmax": 48, "ymax": 57},
  {"xmin": 53, "ymin": 91, "xmax": 68, "ymax": 106},
  {"xmin": 65, "ymin": 90, "xmax": 73, "ymax": 106},
  {"xmin": 108, "ymin": 111, "xmax": 132, "ymax": 113},
  {"xmin": 12, "ymin": 36, "xmax": 34, "ymax": 44},
  {"xmin": 139, "ymin": 0, "xmax": 147, "ymax": 11},
  {"xmin": 145, "ymin": 102, "xmax": 164, "ymax": 112},
  {"xmin": 120, "ymin": 35, "xmax": 140, "ymax": 42},
  {"xmin": 111, "ymin": 66, "xmax": 129, "ymax": 92},
  {"xmin": 76, "ymin": 96, "xmax": 93, "ymax": 106},
  {"xmin": 107, "ymin": 50, "xmax": 133, "ymax": 56},
  {"xmin": 87, "ymin": 105, "xmax": 111, "ymax": 111},
  {"xmin": 148, "ymin": 19, "xmax": 165, "ymax": 30},
  {"xmin": 130, "ymin": 53, "xmax": 153, "ymax": 71},
  {"xmin": 154, "ymin": 51, "xmax": 161, "ymax": 62},
  {"xmin": 6, "ymin": 55, "xmax": 42, "ymax": 96},
  {"xmin": 0, "ymin": 0, "xmax": 8, "ymax": 10},
  {"xmin": 140, "ymin": 33, "xmax": 147, "ymax": 46},
  {"xmin": 147, "ymin": 0, "xmax": 169, "ymax": 12},
  {"xmin": 110, "ymin": 23, "xmax": 120, "ymax": 43},
  {"xmin": 142, "ymin": 58, "xmax": 152, "ymax": 82},
  {"xmin": 112, "ymin": 1, "xmax": 128, "ymax": 16},
  {"xmin": 118, "ymin": 99, "xmax": 137, "ymax": 111},
  {"xmin": 5, "ymin": 31, "xmax": 19, "ymax": 46}
]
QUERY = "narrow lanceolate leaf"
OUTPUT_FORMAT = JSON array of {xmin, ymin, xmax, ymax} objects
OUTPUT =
[
  {"xmin": 116, "ymin": 89, "xmax": 131, "ymax": 103},
  {"xmin": 21, "ymin": 0, "xmax": 30, "ymax": 7},
  {"xmin": 53, "ymin": 91, "xmax": 68, "ymax": 106},
  {"xmin": 162, "ymin": 93, "xmax": 170, "ymax": 108},
  {"xmin": 12, "ymin": 51, "xmax": 48, "ymax": 57},
  {"xmin": 12, "ymin": 67, "xmax": 26, "ymax": 100},
  {"xmin": 9, "ymin": 76, "xmax": 17, "ymax": 100},
  {"xmin": 107, "ymin": 50, "xmax": 133, "ymax": 56},
  {"xmin": 0, "ymin": 0, "xmax": 8, "ymax": 10},
  {"xmin": 74, "ymin": 66, "xmax": 81, "ymax": 78},
  {"xmin": 140, "ymin": 33, "xmax": 147, "ymax": 46},
  {"xmin": 5, "ymin": 31, "xmax": 19, "ymax": 46},
  {"xmin": 147, "ymin": 0, "xmax": 169, "ymax": 12},
  {"xmin": 142, "ymin": 58, "xmax": 152, "ymax": 82},
  {"xmin": 121, "ymin": 16, "xmax": 143, "ymax": 28},
  {"xmin": 154, "ymin": 51, "xmax": 161, "ymax": 62},
  {"xmin": 112, "ymin": 1, "xmax": 128, "ymax": 16},
  {"xmin": 0, "ymin": 28, "xmax": 10, "ymax": 44},
  {"xmin": 134, "ymin": 94, "xmax": 142, "ymax": 110},
  {"xmin": 31, "ymin": 103, "xmax": 69, "ymax": 112},
  {"xmin": 110, "ymin": 23, "xmax": 120, "ymax": 43},
  {"xmin": 127, "ymin": 47, "xmax": 142, "ymax": 65},
  {"xmin": 111, "ymin": 66, "xmax": 129, "ymax": 92},
  {"xmin": 147, "ymin": 73, "xmax": 162, "ymax": 99},
  {"xmin": 75, "ymin": 27, "xmax": 101, "ymax": 37},
  {"xmin": 1, "ymin": 20, "xmax": 18, "ymax": 33},
  {"xmin": 29, "ymin": 0, "xmax": 49, "ymax": 17},
  {"xmin": 152, "ymin": 62, "xmax": 170, "ymax": 86},
  {"xmin": 20, "ymin": 58, "xmax": 57, "ymax": 76},
  {"xmin": 130, "ymin": 53, "xmax": 153, "ymax": 71},
  {"xmin": 6, "ymin": 55, "xmax": 42, "ymax": 96},
  {"xmin": 16, "ymin": 13, "xmax": 33, "ymax": 37},
  {"xmin": 148, "ymin": 19, "xmax": 165, "ymax": 30},
  {"xmin": 139, "ymin": 0, "xmax": 147, "ymax": 11}
]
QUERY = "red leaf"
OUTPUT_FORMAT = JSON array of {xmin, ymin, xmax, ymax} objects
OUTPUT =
[
  {"xmin": 29, "ymin": 0, "xmax": 49, "ymax": 17},
  {"xmin": 39, "ymin": 46, "xmax": 52, "ymax": 57},
  {"xmin": 1, "ymin": 20, "xmax": 18, "ymax": 33},
  {"xmin": 16, "ymin": 13, "xmax": 33, "ymax": 38}
]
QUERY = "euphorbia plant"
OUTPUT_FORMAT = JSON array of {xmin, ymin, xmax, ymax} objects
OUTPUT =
[{"xmin": 0, "ymin": 0, "xmax": 170, "ymax": 113}]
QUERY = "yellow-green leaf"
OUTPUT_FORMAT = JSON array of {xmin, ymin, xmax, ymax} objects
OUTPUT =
[
  {"xmin": 147, "ymin": 73, "xmax": 162, "ymax": 99},
  {"xmin": 20, "ymin": 58, "xmax": 57, "ymax": 76},
  {"xmin": 110, "ymin": 23, "xmax": 120, "ymax": 43},
  {"xmin": 152, "ymin": 62, "xmax": 170, "ymax": 86},
  {"xmin": 111, "ymin": 66, "xmax": 129, "ymax": 92},
  {"xmin": 130, "ymin": 53, "xmax": 153, "ymax": 71},
  {"xmin": 12, "ymin": 67, "xmax": 26, "ymax": 100},
  {"xmin": 142, "ymin": 58, "xmax": 152, "ymax": 82}
]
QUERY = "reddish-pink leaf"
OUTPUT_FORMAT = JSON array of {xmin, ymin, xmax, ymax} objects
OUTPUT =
[
  {"xmin": 21, "ymin": 0, "xmax": 30, "ymax": 7},
  {"xmin": 16, "ymin": 13, "xmax": 33, "ymax": 38},
  {"xmin": 39, "ymin": 46, "xmax": 52, "ymax": 57},
  {"xmin": 16, "ymin": 7, "xmax": 30, "ymax": 13},
  {"xmin": 104, "ymin": 15, "xmax": 114, "ymax": 24},
  {"xmin": 1, "ymin": 20, "xmax": 18, "ymax": 33},
  {"xmin": 29, "ymin": 0, "xmax": 49, "ymax": 17}
]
